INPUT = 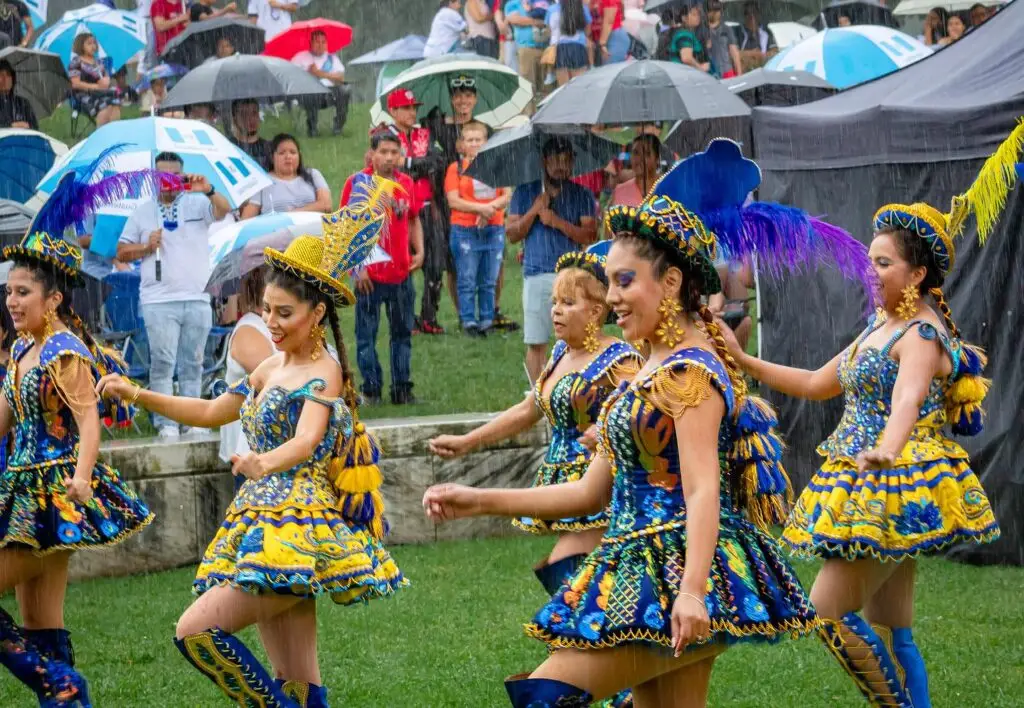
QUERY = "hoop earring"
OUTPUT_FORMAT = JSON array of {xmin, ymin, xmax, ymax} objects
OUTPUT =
[
  {"xmin": 42, "ymin": 309, "xmax": 57, "ymax": 340},
  {"xmin": 655, "ymin": 297, "xmax": 685, "ymax": 348},
  {"xmin": 582, "ymin": 320, "xmax": 600, "ymax": 354},
  {"xmin": 896, "ymin": 285, "xmax": 920, "ymax": 320},
  {"xmin": 310, "ymin": 323, "xmax": 325, "ymax": 361}
]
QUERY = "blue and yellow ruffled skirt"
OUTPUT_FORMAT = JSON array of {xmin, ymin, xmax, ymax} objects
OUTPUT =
[
  {"xmin": 524, "ymin": 517, "xmax": 818, "ymax": 651},
  {"xmin": 513, "ymin": 458, "xmax": 608, "ymax": 534},
  {"xmin": 0, "ymin": 457, "xmax": 153, "ymax": 553},
  {"xmin": 783, "ymin": 453, "xmax": 1000, "ymax": 561},
  {"xmin": 194, "ymin": 503, "xmax": 407, "ymax": 604}
]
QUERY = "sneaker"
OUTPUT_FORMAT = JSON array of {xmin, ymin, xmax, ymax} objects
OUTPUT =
[
  {"xmin": 391, "ymin": 389, "xmax": 417, "ymax": 405},
  {"xmin": 492, "ymin": 310, "xmax": 520, "ymax": 332},
  {"xmin": 412, "ymin": 315, "xmax": 423, "ymax": 335},
  {"xmin": 360, "ymin": 392, "xmax": 383, "ymax": 406},
  {"xmin": 464, "ymin": 324, "xmax": 486, "ymax": 338},
  {"xmin": 158, "ymin": 426, "xmax": 180, "ymax": 440},
  {"xmin": 420, "ymin": 319, "xmax": 445, "ymax": 335}
]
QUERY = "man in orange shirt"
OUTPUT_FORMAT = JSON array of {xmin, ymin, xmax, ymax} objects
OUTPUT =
[{"xmin": 444, "ymin": 120, "xmax": 509, "ymax": 337}]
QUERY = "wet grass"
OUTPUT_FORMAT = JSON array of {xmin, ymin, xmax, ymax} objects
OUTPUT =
[{"xmin": 2, "ymin": 534, "xmax": 1022, "ymax": 706}]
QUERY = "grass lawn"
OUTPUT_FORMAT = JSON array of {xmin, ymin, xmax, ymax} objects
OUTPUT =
[{"xmin": 1, "ymin": 535, "xmax": 1021, "ymax": 706}]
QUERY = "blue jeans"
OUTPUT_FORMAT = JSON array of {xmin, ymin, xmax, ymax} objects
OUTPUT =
[
  {"xmin": 355, "ymin": 277, "xmax": 414, "ymax": 397},
  {"xmin": 450, "ymin": 224, "xmax": 504, "ymax": 329},
  {"xmin": 606, "ymin": 28, "xmax": 631, "ymax": 64},
  {"xmin": 141, "ymin": 300, "xmax": 213, "ymax": 431}
]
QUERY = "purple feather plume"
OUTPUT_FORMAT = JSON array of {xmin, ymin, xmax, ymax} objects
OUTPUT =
[{"xmin": 32, "ymin": 144, "xmax": 163, "ymax": 239}]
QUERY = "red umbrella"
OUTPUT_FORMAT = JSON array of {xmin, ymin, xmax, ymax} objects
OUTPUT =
[{"xmin": 263, "ymin": 19, "xmax": 354, "ymax": 60}]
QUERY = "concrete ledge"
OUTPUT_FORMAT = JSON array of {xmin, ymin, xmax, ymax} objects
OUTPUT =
[{"xmin": 69, "ymin": 415, "xmax": 547, "ymax": 581}]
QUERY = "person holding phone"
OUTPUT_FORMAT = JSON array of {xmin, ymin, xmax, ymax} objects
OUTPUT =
[{"xmin": 117, "ymin": 152, "xmax": 231, "ymax": 440}]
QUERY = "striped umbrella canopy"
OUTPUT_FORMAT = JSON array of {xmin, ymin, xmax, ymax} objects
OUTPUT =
[
  {"xmin": 370, "ymin": 53, "xmax": 532, "ymax": 128},
  {"xmin": 24, "ymin": 0, "xmax": 47, "ymax": 30},
  {"xmin": 34, "ymin": 4, "xmax": 147, "ymax": 72},
  {"xmin": 0, "ymin": 128, "xmax": 67, "ymax": 204},
  {"xmin": 766, "ymin": 26, "xmax": 932, "ymax": 89}
]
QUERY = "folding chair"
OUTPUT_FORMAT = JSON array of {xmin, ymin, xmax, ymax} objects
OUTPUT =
[
  {"xmin": 202, "ymin": 325, "xmax": 233, "ymax": 398},
  {"xmin": 96, "ymin": 270, "xmax": 149, "ymax": 385}
]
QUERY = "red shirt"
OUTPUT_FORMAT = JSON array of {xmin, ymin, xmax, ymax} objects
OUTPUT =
[
  {"xmin": 341, "ymin": 168, "xmax": 421, "ymax": 285},
  {"xmin": 152, "ymin": 0, "xmax": 188, "ymax": 55},
  {"xmin": 387, "ymin": 125, "xmax": 436, "ymax": 207},
  {"xmin": 590, "ymin": 0, "xmax": 623, "ymax": 41}
]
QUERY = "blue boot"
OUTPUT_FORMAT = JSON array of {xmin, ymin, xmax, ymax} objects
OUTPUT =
[
  {"xmin": 818, "ymin": 613, "xmax": 913, "ymax": 707},
  {"xmin": 505, "ymin": 673, "xmax": 593, "ymax": 707},
  {"xmin": 174, "ymin": 629, "xmax": 298, "ymax": 707},
  {"xmin": 890, "ymin": 627, "xmax": 930, "ymax": 708},
  {"xmin": 23, "ymin": 628, "xmax": 76, "ymax": 667},
  {"xmin": 279, "ymin": 680, "xmax": 330, "ymax": 708},
  {"xmin": 0, "ymin": 609, "xmax": 90, "ymax": 707},
  {"xmin": 534, "ymin": 554, "xmax": 586, "ymax": 596}
]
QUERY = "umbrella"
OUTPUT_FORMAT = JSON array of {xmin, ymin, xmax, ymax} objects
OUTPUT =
[
  {"xmin": 369, "ymin": 53, "xmax": 532, "ymax": 128},
  {"xmin": 0, "ymin": 199, "xmax": 36, "ymax": 241},
  {"xmin": 135, "ymin": 62, "xmax": 187, "ymax": 90},
  {"xmin": 0, "ymin": 46, "xmax": 69, "ymax": 120},
  {"xmin": 812, "ymin": 0, "xmax": 899, "ymax": 28},
  {"xmin": 161, "ymin": 16, "xmax": 266, "ymax": 70},
  {"xmin": 161, "ymin": 53, "xmax": 329, "ymax": 110},
  {"xmin": 24, "ymin": 0, "xmax": 47, "ymax": 30},
  {"xmin": 34, "ymin": 4, "xmax": 147, "ymax": 72},
  {"xmin": 766, "ymin": 25, "xmax": 932, "ymax": 89},
  {"xmin": 0, "ymin": 128, "xmax": 68, "ymax": 203},
  {"xmin": 37, "ymin": 117, "xmax": 271, "ymax": 209},
  {"xmin": 893, "ymin": 0, "xmax": 1008, "ymax": 14},
  {"xmin": 532, "ymin": 60, "xmax": 750, "ymax": 127},
  {"xmin": 723, "ymin": 68, "xmax": 837, "ymax": 107},
  {"xmin": 349, "ymin": 35, "xmax": 427, "ymax": 65},
  {"xmin": 465, "ymin": 124, "xmax": 622, "ymax": 188},
  {"xmin": 263, "ymin": 19, "xmax": 353, "ymax": 60},
  {"xmin": 206, "ymin": 213, "xmax": 389, "ymax": 297}
]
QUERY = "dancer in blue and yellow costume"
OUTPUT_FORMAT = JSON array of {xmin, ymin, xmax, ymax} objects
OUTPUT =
[
  {"xmin": 721, "ymin": 121, "xmax": 1023, "ymax": 707},
  {"xmin": 98, "ymin": 177, "xmax": 408, "ymax": 708},
  {"xmin": 430, "ymin": 240, "xmax": 641, "ymax": 594},
  {"xmin": 423, "ymin": 139, "xmax": 878, "ymax": 706},
  {"xmin": 0, "ymin": 163, "xmax": 155, "ymax": 707}
]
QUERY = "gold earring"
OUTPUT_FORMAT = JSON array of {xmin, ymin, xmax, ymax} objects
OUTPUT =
[
  {"xmin": 42, "ymin": 309, "xmax": 57, "ymax": 340},
  {"xmin": 310, "ymin": 323, "xmax": 325, "ymax": 361},
  {"xmin": 896, "ymin": 285, "xmax": 920, "ymax": 320},
  {"xmin": 655, "ymin": 297, "xmax": 685, "ymax": 348},
  {"xmin": 583, "ymin": 320, "xmax": 600, "ymax": 354}
]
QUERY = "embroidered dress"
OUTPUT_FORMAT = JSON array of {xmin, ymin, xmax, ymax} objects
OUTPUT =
[
  {"xmin": 0, "ymin": 332, "xmax": 153, "ymax": 552},
  {"xmin": 515, "ymin": 340, "xmax": 641, "ymax": 534},
  {"xmin": 783, "ymin": 315, "xmax": 1000, "ymax": 561},
  {"xmin": 525, "ymin": 348, "xmax": 817, "ymax": 651},
  {"xmin": 194, "ymin": 376, "xmax": 406, "ymax": 603}
]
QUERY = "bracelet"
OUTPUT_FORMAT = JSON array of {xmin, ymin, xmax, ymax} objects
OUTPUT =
[
  {"xmin": 678, "ymin": 592, "xmax": 707, "ymax": 611},
  {"xmin": 128, "ymin": 380, "xmax": 143, "ymax": 405}
]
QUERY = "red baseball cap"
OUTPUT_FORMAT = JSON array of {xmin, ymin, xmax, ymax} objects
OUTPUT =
[{"xmin": 387, "ymin": 88, "xmax": 421, "ymax": 111}]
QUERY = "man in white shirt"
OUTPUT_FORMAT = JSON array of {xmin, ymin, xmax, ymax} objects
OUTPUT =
[
  {"xmin": 291, "ymin": 29, "xmax": 349, "ymax": 137},
  {"xmin": 247, "ymin": 0, "xmax": 295, "ymax": 40},
  {"xmin": 117, "ymin": 151, "xmax": 231, "ymax": 439},
  {"xmin": 423, "ymin": 0, "xmax": 467, "ymax": 57}
]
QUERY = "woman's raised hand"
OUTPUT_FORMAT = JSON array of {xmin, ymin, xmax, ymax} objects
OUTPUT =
[{"xmin": 422, "ymin": 483, "xmax": 484, "ymax": 523}]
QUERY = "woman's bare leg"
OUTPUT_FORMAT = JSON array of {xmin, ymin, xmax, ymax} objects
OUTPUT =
[
  {"xmin": 548, "ymin": 527, "xmax": 604, "ymax": 564},
  {"xmin": 175, "ymin": 585, "xmax": 303, "ymax": 639},
  {"xmin": 632, "ymin": 654, "xmax": 717, "ymax": 708},
  {"xmin": 0, "ymin": 548, "xmax": 52, "ymax": 593},
  {"xmin": 258, "ymin": 599, "xmax": 321, "ymax": 685},
  {"xmin": 16, "ymin": 552, "xmax": 71, "ymax": 629}
]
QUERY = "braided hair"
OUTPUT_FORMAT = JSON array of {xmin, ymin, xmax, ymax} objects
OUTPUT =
[
  {"xmin": 885, "ymin": 228, "xmax": 961, "ymax": 339},
  {"xmin": 11, "ymin": 257, "xmax": 102, "ymax": 356}
]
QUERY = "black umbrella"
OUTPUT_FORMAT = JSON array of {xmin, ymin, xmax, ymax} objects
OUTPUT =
[
  {"xmin": 465, "ymin": 123, "xmax": 622, "ymax": 188},
  {"xmin": 161, "ymin": 17, "xmax": 266, "ymax": 69},
  {"xmin": 0, "ymin": 198, "xmax": 34, "ymax": 243},
  {"xmin": 812, "ymin": 1, "xmax": 899, "ymax": 28},
  {"xmin": 161, "ymin": 54, "xmax": 328, "ymax": 110},
  {"xmin": 0, "ymin": 47, "xmax": 70, "ymax": 120},
  {"xmin": 723, "ymin": 69, "xmax": 837, "ymax": 107},
  {"xmin": 531, "ymin": 60, "xmax": 750, "ymax": 127}
]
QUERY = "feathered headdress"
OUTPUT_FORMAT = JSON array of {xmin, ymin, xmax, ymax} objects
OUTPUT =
[
  {"xmin": 605, "ymin": 138, "xmax": 876, "ymax": 301},
  {"xmin": 874, "ymin": 118, "xmax": 1024, "ymax": 283},
  {"xmin": 265, "ymin": 174, "xmax": 401, "ymax": 306}
]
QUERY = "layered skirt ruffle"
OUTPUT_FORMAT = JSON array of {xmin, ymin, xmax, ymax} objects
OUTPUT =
[
  {"xmin": 783, "ymin": 455, "xmax": 1000, "ymax": 561},
  {"xmin": 513, "ymin": 458, "xmax": 608, "ymax": 533},
  {"xmin": 194, "ymin": 504, "xmax": 407, "ymax": 605},
  {"xmin": 524, "ymin": 518, "xmax": 817, "ymax": 651},
  {"xmin": 0, "ymin": 457, "xmax": 153, "ymax": 554}
]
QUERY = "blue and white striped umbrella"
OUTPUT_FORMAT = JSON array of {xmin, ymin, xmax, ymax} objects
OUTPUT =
[
  {"xmin": 24, "ymin": 0, "xmax": 47, "ymax": 30},
  {"xmin": 766, "ymin": 26, "xmax": 932, "ymax": 89},
  {"xmin": 37, "ymin": 117, "xmax": 271, "ymax": 209},
  {"xmin": 34, "ymin": 4, "xmax": 147, "ymax": 73}
]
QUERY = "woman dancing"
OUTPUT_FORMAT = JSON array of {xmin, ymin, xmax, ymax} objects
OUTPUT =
[
  {"xmin": 0, "ymin": 166, "xmax": 155, "ymax": 706},
  {"xmin": 423, "ymin": 139, "xmax": 875, "ymax": 706},
  {"xmin": 430, "ymin": 240, "xmax": 640, "ymax": 593},
  {"xmin": 719, "ymin": 123, "xmax": 1023, "ymax": 708},
  {"xmin": 97, "ymin": 179, "xmax": 407, "ymax": 708}
]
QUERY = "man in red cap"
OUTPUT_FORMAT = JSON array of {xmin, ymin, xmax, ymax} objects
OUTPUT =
[{"xmin": 384, "ymin": 88, "xmax": 449, "ymax": 335}]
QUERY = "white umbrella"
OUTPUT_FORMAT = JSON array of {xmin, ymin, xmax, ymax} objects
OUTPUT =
[{"xmin": 893, "ymin": 0, "xmax": 1007, "ymax": 14}]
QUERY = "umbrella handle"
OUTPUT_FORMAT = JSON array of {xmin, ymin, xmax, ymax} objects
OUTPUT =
[{"xmin": 155, "ymin": 247, "xmax": 162, "ymax": 282}]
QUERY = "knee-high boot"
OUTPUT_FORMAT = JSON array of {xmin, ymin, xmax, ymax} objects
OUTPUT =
[
  {"xmin": 23, "ymin": 628, "xmax": 76, "ymax": 667},
  {"xmin": 818, "ymin": 612, "xmax": 913, "ymax": 707},
  {"xmin": 534, "ymin": 554, "xmax": 586, "ymax": 596},
  {"xmin": 276, "ymin": 679, "xmax": 330, "ymax": 708},
  {"xmin": 174, "ymin": 628, "xmax": 298, "ymax": 707},
  {"xmin": 888, "ymin": 626, "xmax": 930, "ymax": 708},
  {"xmin": 0, "ymin": 608, "xmax": 90, "ymax": 707},
  {"xmin": 505, "ymin": 673, "xmax": 593, "ymax": 707}
]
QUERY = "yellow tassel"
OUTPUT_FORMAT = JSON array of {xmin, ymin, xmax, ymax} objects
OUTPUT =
[
  {"xmin": 947, "ymin": 374, "xmax": 991, "ymax": 405},
  {"xmin": 953, "ymin": 118, "xmax": 1024, "ymax": 242}
]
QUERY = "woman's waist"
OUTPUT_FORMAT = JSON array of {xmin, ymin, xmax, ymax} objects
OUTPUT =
[
  {"xmin": 603, "ymin": 509, "xmax": 749, "ymax": 545},
  {"xmin": 228, "ymin": 467, "xmax": 335, "ymax": 509},
  {"xmin": 6, "ymin": 453, "xmax": 79, "ymax": 471},
  {"xmin": 818, "ymin": 421, "xmax": 967, "ymax": 463}
]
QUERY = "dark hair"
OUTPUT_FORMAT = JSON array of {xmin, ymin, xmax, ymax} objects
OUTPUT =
[
  {"xmin": 884, "ymin": 228, "xmax": 960, "ymax": 337},
  {"xmin": 560, "ymin": 0, "xmax": 587, "ymax": 37},
  {"xmin": 267, "ymin": 133, "xmax": 316, "ymax": 189},
  {"xmin": 239, "ymin": 266, "xmax": 265, "ymax": 315},
  {"xmin": 185, "ymin": 102, "xmax": 216, "ymax": 118},
  {"xmin": 231, "ymin": 98, "xmax": 258, "ymax": 117},
  {"xmin": 0, "ymin": 59, "xmax": 13, "ymax": 83},
  {"xmin": 9, "ymin": 257, "xmax": 100, "ymax": 360},
  {"xmin": 154, "ymin": 151, "xmax": 183, "ymax": 167},
  {"xmin": 264, "ymin": 268, "xmax": 359, "ymax": 412},
  {"xmin": 541, "ymin": 136, "xmax": 574, "ymax": 159},
  {"xmin": 310, "ymin": 30, "xmax": 327, "ymax": 41},
  {"xmin": 928, "ymin": 6, "xmax": 949, "ymax": 36},
  {"xmin": 370, "ymin": 130, "xmax": 402, "ymax": 150},
  {"xmin": 72, "ymin": 33, "xmax": 95, "ymax": 56},
  {"xmin": 631, "ymin": 133, "xmax": 662, "ymax": 158},
  {"xmin": 0, "ymin": 300, "xmax": 14, "ymax": 351}
]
